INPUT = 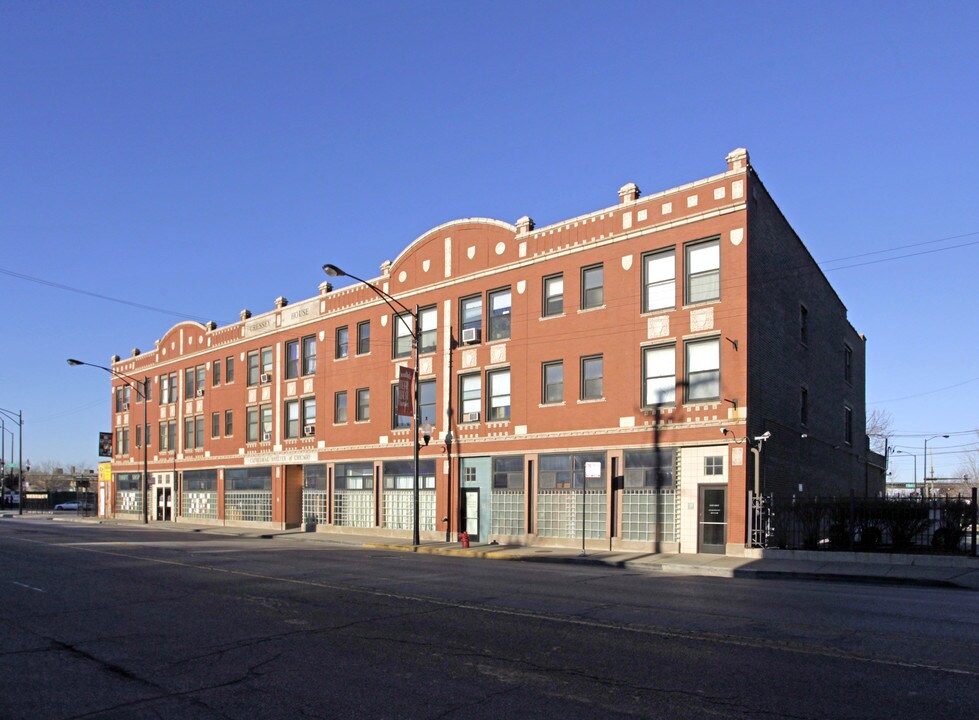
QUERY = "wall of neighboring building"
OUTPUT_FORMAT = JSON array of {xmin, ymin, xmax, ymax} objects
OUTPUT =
[{"xmin": 746, "ymin": 169, "xmax": 868, "ymax": 498}]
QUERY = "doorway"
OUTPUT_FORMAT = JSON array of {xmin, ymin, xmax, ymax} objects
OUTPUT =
[
  {"xmin": 156, "ymin": 487, "xmax": 173, "ymax": 521},
  {"xmin": 463, "ymin": 488, "xmax": 480, "ymax": 541},
  {"xmin": 698, "ymin": 485, "xmax": 727, "ymax": 554}
]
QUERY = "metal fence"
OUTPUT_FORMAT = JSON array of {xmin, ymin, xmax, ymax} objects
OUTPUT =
[{"xmin": 749, "ymin": 489, "xmax": 978, "ymax": 556}]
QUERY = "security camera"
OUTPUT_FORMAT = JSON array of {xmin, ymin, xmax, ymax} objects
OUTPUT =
[
  {"xmin": 753, "ymin": 431, "xmax": 771, "ymax": 442},
  {"xmin": 721, "ymin": 427, "xmax": 729, "ymax": 435}
]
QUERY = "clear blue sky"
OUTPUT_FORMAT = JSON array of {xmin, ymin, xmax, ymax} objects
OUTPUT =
[{"xmin": 2, "ymin": 2, "xmax": 976, "ymax": 484}]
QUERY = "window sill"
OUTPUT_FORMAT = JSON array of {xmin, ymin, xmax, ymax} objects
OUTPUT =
[
  {"xmin": 540, "ymin": 313, "xmax": 565, "ymax": 321},
  {"xmin": 577, "ymin": 305, "xmax": 606, "ymax": 314},
  {"xmin": 682, "ymin": 299, "xmax": 720, "ymax": 310},
  {"xmin": 539, "ymin": 401, "xmax": 566, "ymax": 408},
  {"xmin": 577, "ymin": 398, "xmax": 605, "ymax": 404}
]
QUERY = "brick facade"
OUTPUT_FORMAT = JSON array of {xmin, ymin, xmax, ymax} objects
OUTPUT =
[{"xmin": 104, "ymin": 149, "xmax": 873, "ymax": 554}]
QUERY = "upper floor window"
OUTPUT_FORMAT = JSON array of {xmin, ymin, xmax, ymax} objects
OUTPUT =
[
  {"xmin": 581, "ymin": 264, "xmax": 604, "ymax": 310},
  {"xmin": 226, "ymin": 356, "xmax": 235, "ymax": 384},
  {"xmin": 285, "ymin": 399, "xmax": 300, "ymax": 439},
  {"xmin": 161, "ymin": 372, "xmax": 178, "ymax": 403},
  {"xmin": 247, "ymin": 351, "xmax": 259, "ymax": 386},
  {"xmin": 801, "ymin": 386, "xmax": 809, "ymax": 426},
  {"xmin": 542, "ymin": 361, "xmax": 563, "ymax": 404},
  {"xmin": 844, "ymin": 405, "xmax": 854, "ymax": 446},
  {"xmin": 141, "ymin": 378, "xmax": 151, "ymax": 403},
  {"xmin": 184, "ymin": 368, "xmax": 195, "ymax": 399},
  {"xmin": 212, "ymin": 359, "xmax": 221, "ymax": 387},
  {"xmin": 844, "ymin": 344, "xmax": 853, "ymax": 383},
  {"xmin": 356, "ymin": 321, "xmax": 370, "ymax": 355},
  {"xmin": 115, "ymin": 386, "xmax": 131, "ymax": 412},
  {"xmin": 580, "ymin": 355, "xmax": 604, "ymax": 400},
  {"xmin": 418, "ymin": 306, "xmax": 437, "ymax": 354},
  {"xmin": 685, "ymin": 238, "xmax": 720, "ymax": 304},
  {"xmin": 285, "ymin": 340, "xmax": 300, "ymax": 379},
  {"xmin": 334, "ymin": 391, "xmax": 348, "ymax": 424},
  {"xmin": 800, "ymin": 305, "xmax": 809, "ymax": 345},
  {"xmin": 460, "ymin": 295, "xmax": 483, "ymax": 342},
  {"xmin": 643, "ymin": 344, "xmax": 676, "ymax": 406},
  {"xmin": 487, "ymin": 368, "xmax": 511, "ymax": 421},
  {"xmin": 542, "ymin": 274, "xmax": 563, "ymax": 317},
  {"xmin": 302, "ymin": 397, "xmax": 316, "ymax": 429},
  {"xmin": 393, "ymin": 313, "xmax": 413, "ymax": 359},
  {"xmin": 488, "ymin": 288, "xmax": 511, "ymax": 341},
  {"xmin": 224, "ymin": 409, "xmax": 233, "ymax": 436},
  {"xmin": 459, "ymin": 373, "xmax": 482, "ymax": 422},
  {"xmin": 356, "ymin": 388, "xmax": 370, "ymax": 422},
  {"xmin": 643, "ymin": 248, "xmax": 675, "ymax": 312},
  {"xmin": 336, "ymin": 326, "xmax": 349, "ymax": 359},
  {"xmin": 302, "ymin": 335, "xmax": 317, "ymax": 375},
  {"xmin": 685, "ymin": 337, "xmax": 720, "ymax": 402},
  {"xmin": 260, "ymin": 347, "xmax": 273, "ymax": 378}
]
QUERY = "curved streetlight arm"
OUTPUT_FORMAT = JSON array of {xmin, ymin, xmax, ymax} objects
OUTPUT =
[
  {"xmin": 67, "ymin": 359, "xmax": 147, "ymax": 399},
  {"xmin": 323, "ymin": 264, "xmax": 418, "ymax": 338}
]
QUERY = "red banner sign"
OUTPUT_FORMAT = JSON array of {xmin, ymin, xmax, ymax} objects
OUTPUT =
[{"xmin": 397, "ymin": 366, "xmax": 415, "ymax": 416}]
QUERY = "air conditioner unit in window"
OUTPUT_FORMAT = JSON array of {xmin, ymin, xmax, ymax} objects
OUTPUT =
[
  {"xmin": 262, "ymin": 432, "xmax": 272, "ymax": 442},
  {"xmin": 461, "ymin": 327, "xmax": 481, "ymax": 344},
  {"xmin": 121, "ymin": 403, "xmax": 129, "ymax": 411},
  {"xmin": 195, "ymin": 389, "xmax": 204, "ymax": 397},
  {"xmin": 260, "ymin": 373, "xmax": 271, "ymax": 384},
  {"xmin": 303, "ymin": 425, "xmax": 315, "ymax": 436},
  {"xmin": 462, "ymin": 411, "xmax": 480, "ymax": 423}
]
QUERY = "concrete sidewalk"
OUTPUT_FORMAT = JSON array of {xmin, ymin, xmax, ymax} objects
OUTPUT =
[{"xmin": 18, "ymin": 514, "xmax": 979, "ymax": 590}]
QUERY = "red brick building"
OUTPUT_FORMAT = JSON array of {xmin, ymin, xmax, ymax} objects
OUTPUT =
[{"xmin": 103, "ymin": 149, "xmax": 871, "ymax": 554}]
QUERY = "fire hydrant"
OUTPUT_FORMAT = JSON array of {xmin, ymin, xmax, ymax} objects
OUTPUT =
[{"xmin": 460, "ymin": 531, "xmax": 470, "ymax": 548}]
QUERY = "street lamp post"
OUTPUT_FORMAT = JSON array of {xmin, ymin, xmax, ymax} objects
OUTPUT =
[
  {"xmin": 68, "ymin": 359, "xmax": 149, "ymax": 524},
  {"xmin": 0, "ymin": 407, "xmax": 23, "ymax": 515},
  {"xmin": 895, "ymin": 449, "xmax": 918, "ymax": 497},
  {"xmin": 923, "ymin": 434, "xmax": 949, "ymax": 500},
  {"xmin": 324, "ymin": 264, "xmax": 429, "ymax": 545}
]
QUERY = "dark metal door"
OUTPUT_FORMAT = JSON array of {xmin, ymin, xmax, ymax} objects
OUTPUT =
[{"xmin": 698, "ymin": 486, "xmax": 727, "ymax": 554}]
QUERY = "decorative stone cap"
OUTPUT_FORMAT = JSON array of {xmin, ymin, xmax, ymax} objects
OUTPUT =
[
  {"xmin": 111, "ymin": 354, "xmax": 121, "ymax": 363},
  {"xmin": 319, "ymin": 281, "xmax": 333, "ymax": 295},
  {"xmin": 205, "ymin": 321, "xmax": 217, "ymax": 331},
  {"xmin": 618, "ymin": 182, "xmax": 640, "ymax": 203},
  {"xmin": 726, "ymin": 148, "xmax": 750, "ymax": 171},
  {"xmin": 380, "ymin": 260, "xmax": 392, "ymax": 277},
  {"xmin": 240, "ymin": 309, "xmax": 252, "ymax": 321},
  {"xmin": 515, "ymin": 215, "xmax": 535, "ymax": 234},
  {"xmin": 131, "ymin": 348, "xmax": 141, "ymax": 357},
  {"xmin": 275, "ymin": 296, "xmax": 288, "ymax": 309}
]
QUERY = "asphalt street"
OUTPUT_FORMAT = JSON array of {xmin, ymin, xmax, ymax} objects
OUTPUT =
[{"xmin": 1, "ymin": 518, "xmax": 976, "ymax": 719}]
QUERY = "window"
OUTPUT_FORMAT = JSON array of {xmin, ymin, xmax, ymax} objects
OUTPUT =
[
  {"xmin": 141, "ymin": 378, "xmax": 152, "ymax": 403},
  {"xmin": 212, "ymin": 359, "xmax": 221, "ymax": 387},
  {"xmin": 685, "ymin": 338, "xmax": 720, "ymax": 402},
  {"xmin": 801, "ymin": 387, "xmax": 809, "ymax": 426},
  {"xmin": 226, "ymin": 356, "xmax": 235, "ymax": 383},
  {"xmin": 161, "ymin": 372, "xmax": 178, "ymax": 403},
  {"xmin": 844, "ymin": 405, "xmax": 853, "ymax": 446},
  {"xmin": 260, "ymin": 404, "xmax": 272, "ymax": 439},
  {"xmin": 393, "ymin": 313, "xmax": 413, "ymax": 359},
  {"xmin": 643, "ymin": 248, "xmax": 675, "ymax": 312},
  {"xmin": 336, "ymin": 326, "xmax": 349, "ymax": 359},
  {"xmin": 159, "ymin": 420, "xmax": 176, "ymax": 451},
  {"xmin": 211, "ymin": 412, "xmax": 221, "ymax": 438},
  {"xmin": 247, "ymin": 351, "xmax": 259, "ymax": 386},
  {"xmin": 460, "ymin": 295, "xmax": 483, "ymax": 339},
  {"xmin": 580, "ymin": 355, "xmax": 604, "ymax": 400},
  {"xmin": 459, "ymin": 374, "xmax": 481, "ymax": 421},
  {"xmin": 115, "ymin": 386, "xmax": 130, "ymax": 412},
  {"xmin": 302, "ymin": 335, "xmax": 316, "ymax": 375},
  {"xmin": 135, "ymin": 424, "xmax": 142, "ymax": 449},
  {"xmin": 285, "ymin": 340, "xmax": 300, "ymax": 379},
  {"xmin": 356, "ymin": 321, "xmax": 370, "ymax": 355},
  {"xmin": 488, "ymin": 288, "xmax": 511, "ymax": 341},
  {"xmin": 643, "ymin": 344, "xmax": 676, "ymax": 406},
  {"xmin": 487, "ymin": 368, "xmax": 511, "ymax": 420},
  {"xmin": 117, "ymin": 427, "xmax": 130, "ymax": 455},
  {"xmin": 542, "ymin": 361, "xmax": 563, "ymax": 404},
  {"xmin": 356, "ymin": 388, "xmax": 370, "ymax": 422},
  {"xmin": 392, "ymin": 385, "xmax": 411, "ymax": 429},
  {"xmin": 224, "ymin": 409, "xmax": 233, "ymax": 436},
  {"xmin": 705, "ymin": 456, "xmax": 724, "ymax": 476},
  {"xmin": 184, "ymin": 368, "xmax": 194, "ymax": 399},
  {"xmin": 195, "ymin": 415, "xmax": 204, "ymax": 448},
  {"xmin": 493, "ymin": 456, "xmax": 525, "ymax": 489},
  {"xmin": 260, "ymin": 347, "xmax": 273, "ymax": 378},
  {"xmin": 184, "ymin": 417, "xmax": 194, "ymax": 448},
  {"xmin": 335, "ymin": 391, "xmax": 348, "ymax": 423},
  {"xmin": 144, "ymin": 423, "xmax": 151, "ymax": 447},
  {"xmin": 623, "ymin": 449, "xmax": 675, "ymax": 488},
  {"xmin": 542, "ymin": 274, "xmax": 563, "ymax": 317},
  {"xmin": 246, "ymin": 407, "xmax": 259, "ymax": 442},
  {"xmin": 581, "ymin": 264, "xmax": 604, "ymax": 309},
  {"xmin": 685, "ymin": 238, "xmax": 720, "ymax": 304},
  {"xmin": 302, "ymin": 397, "xmax": 316, "ymax": 428},
  {"xmin": 419, "ymin": 379, "xmax": 436, "ymax": 426},
  {"xmin": 285, "ymin": 400, "xmax": 300, "ymax": 439},
  {"xmin": 539, "ymin": 452, "xmax": 606, "ymax": 489},
  {"xmin": 800, "ymin": 305, "xmax": 809, "ymax": 345},
  {"xmin": 844, "ymin": 344, "xmax": 853, "ymax": 383},
  {"xmin": 418, "ymin": 306, "xmax": 437, "ymax": 354}
]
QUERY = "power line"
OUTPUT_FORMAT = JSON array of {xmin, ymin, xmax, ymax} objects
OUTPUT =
[{"xmin": 0, "ymin": 266, "xmax": 212, "ymax": 323}]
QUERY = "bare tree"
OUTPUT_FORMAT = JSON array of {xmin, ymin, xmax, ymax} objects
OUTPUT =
[
  {"xmin": 866, "ymin": 408, "xmax": 894, "ymax": 453},
  {"xmin": 957, "ymin": 430, "xmax": 979, "ymax": 487}
]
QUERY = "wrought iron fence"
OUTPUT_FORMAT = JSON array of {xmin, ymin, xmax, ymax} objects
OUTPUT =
[{"xmin": 749, "ymin": 489, "xmax": 978, "ymax": 556}]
